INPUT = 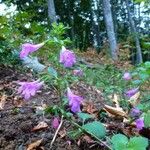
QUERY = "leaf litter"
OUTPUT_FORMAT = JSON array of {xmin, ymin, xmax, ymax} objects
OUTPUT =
[{"xmin": 0, "ymin": 64, "xmax": 149, "ymax": 150}]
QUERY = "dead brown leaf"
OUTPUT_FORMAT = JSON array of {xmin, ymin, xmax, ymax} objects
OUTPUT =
[
  {"xmin": 32, "ymin": 121, "xmax": 48, "ymax": 131},
  {"xmin": 13, "ymin": 96, "xmax": 24, "ymax": 107},
  {"xmin": 82, "ymin": 101, "xmax": 98, "ymax": 115},
  {"xmin": 82, "ymin": 135, "xmax": 94, "ymax": 143},
  {"xmin": 27, "ymin": 139, "xmax": 43, "ymax": 150},
  {"xmin": 104, "ymin": 104, "xmax": 127, "ymax": 118},
  {"xmin": 112, "ymin": 94, "xmax": 120, "ymax": 108},
  {"xmin": 58, "ymin": 128, "xmax": 67, "ymax": 138},
  {"xmin": 0, "ymin": 94, "xmax": 7, "ymax": 110},
  {"xmin": 129, "ymin": 92, "xmax": 140, "ymax": 107}
]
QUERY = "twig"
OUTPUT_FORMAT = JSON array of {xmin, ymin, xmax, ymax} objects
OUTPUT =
[{"xmin": 50, "ymin": 115, "xmax": 63, "ymax": 149}]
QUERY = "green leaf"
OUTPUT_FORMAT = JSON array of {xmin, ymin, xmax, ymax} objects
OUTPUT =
[
  {"xmin": 82, "ymin": 121, "xmax": 106, "ymax": 139},
  {"xmin": 139, "ymin": 73, "xmax": 149, "ymax": 80},
  {"xmin": 68, "ymin": 129, "xmax": 83, "ymax": 139},
  {"xmin": 111, "ymin": 134, "xmax": 128, "ymax": 150},
  {"xmin": 47, "ymin": 67, "xmax": 57, "ymax": 78},
  {"xmin": 127, "ymin": 137, "xmax": 148, "ymax": 150},
  {"xmin": 77, "ymin": 112, "xmax": 94, "ymax": 122},
  {"xmin": 145, "ymin": 61, "xmax": 150, "ymax": 68},
  {"xmin": 144, "ymin": 112, "xmax": 150, "ymax": 127},
  {"xmin": 132, "ymin": 80, "xmax": 141, "ymax": 85}
]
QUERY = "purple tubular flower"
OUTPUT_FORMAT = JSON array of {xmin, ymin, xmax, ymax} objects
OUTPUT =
[
  {"xmin": 52, "ymin": 117, "xmax": 60, "ymax": 129},
  {"xmin": 20, "ymin": 42, "xmax": 45, "ymax": 59},
  {"xmin": 67, "ymin": 87, "xmax": 83, "ymax": 113},
  {"xmin": 73, "ymin": 69, "xmax": 83, "ymax": 76},
  {"xmin": 136, "ymin": 118, "xmax": 144, "ymax": 130},
  {"xmin": 125, "ymin": 88, "xmax": 139, "ymax": 98},
  {"xmin": 59, "ymin": 46, "xmax": 76, "ymax": 68},
  {"xmin": 130, "ymin": 108, "xmax": 141, "ymax": 118},
  {"xmin": 123, "ymin": 72, "xmax": 131, "ymax": 80},
  {"xmin": 17, "ymin": 80, "xmax": 43, "ymax": 100}
]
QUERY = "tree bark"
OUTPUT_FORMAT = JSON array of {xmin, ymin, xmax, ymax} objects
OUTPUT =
[
  {"xmin": 111, "ymin": 0, "xmax": 118, "ymax": 41},
  {"xmin": 91, "ymin": 0, "xmax": 101, "ymax": 52},
  {"xmin": 125, "ymin": 0, "xmax": 143, "ymax": 64},
  {"xmin": 102, "ymin": 0, "xmax": 118, "ymax": 60},
  {"xmin": 48, "ymin": 0, "xmax": 57, "ymax": 23}
]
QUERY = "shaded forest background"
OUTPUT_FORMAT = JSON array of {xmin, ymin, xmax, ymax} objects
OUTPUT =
[{"xmin": 0, "ymin": 0, "xmax": 150, "ymax": 64}]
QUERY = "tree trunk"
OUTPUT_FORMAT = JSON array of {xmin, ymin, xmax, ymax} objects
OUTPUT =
[
  {"xmin": 125, "ymin": 0, "xmax": 143, "ymax": 64},
  {"xmin": 91, "ymin": 0, "xmax": 101, "ymax": 52},
  {"xmin": 102, "ymin": 0, "xmax": 118, "ymax": 60},
  {"xmin": 111, "ymin": 0, "xmax": 118, "ymax": 41},
  {"xmin": 48, "ymin": 0, "xmax": 57, "ymax": 24}
]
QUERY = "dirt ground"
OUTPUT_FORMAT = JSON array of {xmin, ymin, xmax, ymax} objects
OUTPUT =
[{"xmin": 0, "ymin": 65, "xmax": 108, "ymax": 150}]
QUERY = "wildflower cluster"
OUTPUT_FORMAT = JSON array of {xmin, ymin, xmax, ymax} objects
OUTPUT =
[
  {"xmin": 123, "ymin": 72, "xmax": 144, "ymax": 130},
  {"xmin": 18, "ymin": 42, "xmax": 83, "ymax": 114},
  {"xmin": 16, "ymin": 39, "xmax": 148, "ymax": 150}
]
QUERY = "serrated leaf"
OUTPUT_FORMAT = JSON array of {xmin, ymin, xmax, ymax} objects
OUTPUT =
[
  {"xmin": 77, "ymin": 112, "xmax": 94, "ymax": 122},
  {"xmin": 47, "ymin": 67, "xmax": 57, "ymax": 78},
  {"xmin": 127, "ymin": 137, "xmax": 148, "ymax": 150},
  {"xmin": 144, "ymin": 112, "xmax": 150, "ymax": 127},
  {"xmin": 111, "ymin": 134, "xmax": 128, "ymax": 150},
  {"xmin": 82, "ymin": 121, "xmax": 106, "ymax": 139}
]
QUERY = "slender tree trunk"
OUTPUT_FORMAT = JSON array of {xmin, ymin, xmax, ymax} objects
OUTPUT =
[
  {"xmin": 48, "ymin": 0, "xmax": 57, "ymax": 24},
  {"xmin": 125, "ymin": 0, "xmax": 143, "ymax": 64},
  {"xmin": 111, "ymin": 0, "xmax": 118, "ymax": 41},
  {"xmin": 102, "ymin": 0, "xmax": 118, "ymax": 60},
  {"xmin": 90, "ymin": 0, "xmax": 101, "ymax": 52}
]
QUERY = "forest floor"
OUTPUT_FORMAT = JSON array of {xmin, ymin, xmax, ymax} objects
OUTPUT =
[
  {"xmin": 0, "ymin": 50, "xmax": 149, "ymax": 150},
  {"xmin": 0, "ymin": 65, "xmax": 108, "ymax": 150}
]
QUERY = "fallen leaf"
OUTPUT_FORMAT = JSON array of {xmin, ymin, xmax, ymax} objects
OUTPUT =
[
  {"xmin": 58, "ymin": 128, "xmax": 67, "ymax": 138},
  {"xmin": 82, "ymin": 135, "xmax": 94, "ymax": 143},
  {"xmin": 0, "ymin": 94, "xmax": 7, "ymax": 110},
  {"xmin": 13, "ymin": 96, "xmax": 24, "ymax": 107},
  {"xmin": 104, "ymin": 105, "xmax": 127, "ymax": 118},
  {"xmin": 82, "ymin": 101, "xmax": 98, "ymax": 115},
  {"xmin": 112, "ymin": 94, "xmax": 120, "ymax": 108},
  {"xmin": 27, "ymin": 139, "xmax": 43, "ymax": 150},
  {"xmin": 32, "ymin": 121, "xmax": 48, "ymax": 131},
  {"xmin": 129, "ymin": 92, "xmax": 140, "ymax": 107}
]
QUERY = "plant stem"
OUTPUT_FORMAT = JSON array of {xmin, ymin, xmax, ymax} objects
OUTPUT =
[{"xmin": 70, "ymin": 119, "xmax": 112, "ymax": 150}]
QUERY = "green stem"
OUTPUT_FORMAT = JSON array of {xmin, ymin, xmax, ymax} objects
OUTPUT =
[
  {"xmin": 58, "ymin": 107, "xmax": 112, "ymax": 150},
  {"xmin": 70, "ymin": 120, "xmax": 112, "ymax": 150}
]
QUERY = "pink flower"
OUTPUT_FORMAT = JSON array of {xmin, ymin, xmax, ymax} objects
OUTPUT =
[
  {"xmin": 67, "ymin": 87, "xmax": 83, "ymax": 113},
  {"xmin": 136, "ymin": 118, "xmax": 144, "ymax": 130},
  {"xmin": 123, "ymin": 72, "xmax": 131, "ymax": 80},
  {"xmin": 59, "ymin": 46, "xmax": 76, "ymax": 68},
  {"xmin": 52, "ymin": 117, "xmax": 60, "ymax": 129},
  {"xmin": 73, "ymin": 69, "xmax": 83, "ymax": 76},
  {"xmin": 17, "ymin": 80, "xmax": 43, "ymax": 100},
  {"xmin": 125, "ymin": 88, "xmax": 139, "ymax": 98},
  {"xmin": 20, "ymin": 42, "xmax": 45, "ymax": 59}
]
